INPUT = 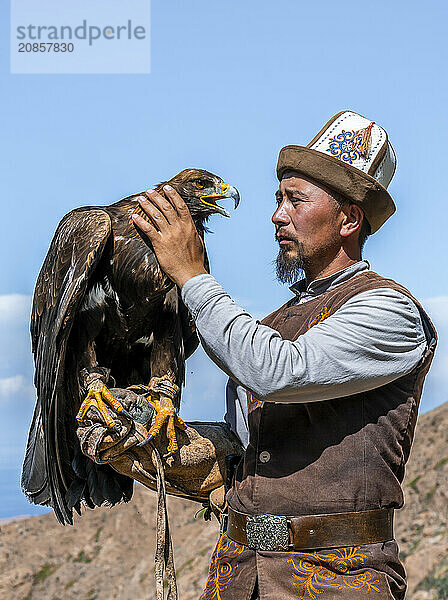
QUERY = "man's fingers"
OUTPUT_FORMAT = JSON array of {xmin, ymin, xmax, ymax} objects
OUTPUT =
[
  {"xmin": 134, "ymin": 200, "xmax": 162, "ymax": 231},
  {"xmin": 137, "ymin": 194, "xmax": 169, "ymax": 229},
  {"xmin": 132, "ymin": 212, "xmax": 160, "ymax": 237},
  {"xmin": 144, "ymin": 188, "xmax": 178, "ymax": 223},
  {"xmin": 162, "ymin": 185, "xmax": 190, "ymax": 217}
]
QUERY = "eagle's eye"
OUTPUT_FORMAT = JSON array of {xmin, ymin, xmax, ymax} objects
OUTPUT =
[{"xmin": 194, "ymin": 179, "xmax": 209, "ymax": 189}]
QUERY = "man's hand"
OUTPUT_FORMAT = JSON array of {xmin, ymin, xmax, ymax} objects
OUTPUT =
[{"xmin": 132, "ymin": 185, "xmax": 207, "ymax": 288}]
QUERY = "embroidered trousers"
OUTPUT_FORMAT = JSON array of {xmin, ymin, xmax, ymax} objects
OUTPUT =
[{"xmin": 199, "ymin": 533, "xmax": 406, "ymax": 600}]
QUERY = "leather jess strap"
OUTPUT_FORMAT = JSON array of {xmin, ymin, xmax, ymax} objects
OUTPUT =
[{"xmin": 226, "ymin": 506, "xmax": 394, "ymax": 551}]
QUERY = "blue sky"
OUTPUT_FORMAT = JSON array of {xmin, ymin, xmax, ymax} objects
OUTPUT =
[{"xmin": 1, "ymin": 0, "xmax": 447, "ymax": 519}]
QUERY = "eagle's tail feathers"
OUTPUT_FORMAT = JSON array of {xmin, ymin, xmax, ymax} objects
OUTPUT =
[
  {"xmin": 65, "ymin": 478, "xmax": 87, "ymax": 511},
  {"xmin": 21, "ymin": 403, "xmax": 50, "ymax": 505},
  {"xmin": 70, "ymin": 445, "xmax": 133, "ymax": 511}
]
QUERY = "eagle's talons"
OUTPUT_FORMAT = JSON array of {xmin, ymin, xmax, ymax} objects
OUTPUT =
[
  {"xmin": 76, "ymin": 383, "xmax": 132, "ymax": 431},
  {"xmin": 136, "ymin": 433, "xmax": 154, "ymax": 448},
  {"xmin": 137, "ymin": 394, "xmax": 187, "ymax": 454}
]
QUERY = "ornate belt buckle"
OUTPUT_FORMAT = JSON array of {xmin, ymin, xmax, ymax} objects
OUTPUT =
[{"xmin": 246, "ymin": 514, "xmax": 290, "ymax": 551}]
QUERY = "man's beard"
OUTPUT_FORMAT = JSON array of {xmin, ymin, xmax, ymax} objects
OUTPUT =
[{"xmin": 275, "ymin": 239, "xmax": 308, "ymax": 284}]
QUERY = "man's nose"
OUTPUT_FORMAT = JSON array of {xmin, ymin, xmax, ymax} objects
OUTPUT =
[{"xmin": 272, "ymin": 201, "xmax": 290, "ymax": 225}]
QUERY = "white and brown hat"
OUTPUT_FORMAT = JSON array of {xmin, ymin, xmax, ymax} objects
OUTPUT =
[{"xmin": 277, "ymin": 111, "xmax": 397, "ymax": 233}]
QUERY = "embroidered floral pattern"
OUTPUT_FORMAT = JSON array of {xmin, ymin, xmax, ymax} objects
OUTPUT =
[
  {"xmin": 246, "ymin": 389, "xmax": 263, "ymax": 409},
  {"xmin": 200, "ymin": 534, "xmax": 245, "ymax": 600},
  {"xmin": 288, "ymin": 546, "xmax": 381, "ymax": 599},
  {"xmin": 307, "ymin": 306, "xmax": 331, "ymax": 330},
  {"xmin": 328, "ymin": 129, "xmax": 366, "ymax": 164}
]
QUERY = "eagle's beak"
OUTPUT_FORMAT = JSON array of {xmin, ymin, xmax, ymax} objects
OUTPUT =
[{"xmin": 200, "ymin": 182, "xmax": 240, "ymax": 217}]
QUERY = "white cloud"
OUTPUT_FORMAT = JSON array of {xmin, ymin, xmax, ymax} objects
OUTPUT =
[
  {"xmin": 0, "ymin": 374, "xmax": 34, "ymax": 403},
  {"xmin": 0, "ymin": 294, "xmax": 31, "ymax": 325},
  {"xmin": 419, "ymin": 296, "xmax": 448, "ymax": 413},
  {"xmin": 421, "ymin": 296, "xmax": 448, "ymax": 327},
  {"xmin": 0, "ymin": 295, "xmax": 33, "ymax": 375},
  {"xmin": 0, "ymin": 375, "xmax": 26, "ymax": 396}
]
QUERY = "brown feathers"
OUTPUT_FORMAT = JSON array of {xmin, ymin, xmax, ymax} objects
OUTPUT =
[{"xmin": 23, "ymin": 169, "xmax": 235, "ymax": 524}]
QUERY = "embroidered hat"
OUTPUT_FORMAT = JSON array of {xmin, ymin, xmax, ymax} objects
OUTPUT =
[{"xmin": 276, "ymin": 111, "xmax": 397, "ymax": 233}]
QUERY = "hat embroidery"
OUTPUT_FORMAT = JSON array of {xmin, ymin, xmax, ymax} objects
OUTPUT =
[{"xmin": 328, "ymin": 123, "xmax": 374, "ymax": 164}]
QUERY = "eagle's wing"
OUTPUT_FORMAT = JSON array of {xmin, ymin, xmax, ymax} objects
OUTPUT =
[{"xmin": 22, "ymin": 208, "xmax": 114, "ymax": 524}]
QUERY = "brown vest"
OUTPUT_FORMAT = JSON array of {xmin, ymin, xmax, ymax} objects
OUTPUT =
[{"xmin": 227, "ymin": 271, "xmax": 437, "ymax": 517}]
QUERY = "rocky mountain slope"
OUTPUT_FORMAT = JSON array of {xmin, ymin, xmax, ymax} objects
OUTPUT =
[
  {"xmin": 1, "ymin": 402, "xmax": 447, "ymax": 600},
  {"xmin": 395, "ymin": 402, "xmax": 448, "ymax": 599}
]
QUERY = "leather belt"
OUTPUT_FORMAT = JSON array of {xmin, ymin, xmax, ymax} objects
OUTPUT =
[{"xmin": 225, "ymin": 506, "xmax": 394, "ymax": 551}]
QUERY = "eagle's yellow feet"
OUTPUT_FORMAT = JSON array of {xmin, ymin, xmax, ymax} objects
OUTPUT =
[
  {"xmin": 76, "ymin": 383, "xmax": 132, "ymax": 432},
  {"xmin": 137, "ymin": 376, "xmax": 185, "ymax": 453},
  {"xmin": 144, "ymin": 396, "xmax": 187, "ymax": 453}
]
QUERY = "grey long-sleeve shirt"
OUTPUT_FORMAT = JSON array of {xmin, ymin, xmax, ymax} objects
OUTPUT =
[{"xmin": 181, "ymin": 260, "xmax": 428, "ymax": 447}]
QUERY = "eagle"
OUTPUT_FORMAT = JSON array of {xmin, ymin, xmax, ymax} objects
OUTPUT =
[{"xmin": 21, "ymin": 169, "xmax": 240, "ymax": 525}]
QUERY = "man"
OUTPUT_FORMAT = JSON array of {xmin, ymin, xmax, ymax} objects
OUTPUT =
[{"xmin": 132, "ymin": 111, "xmax": 437, "ymax": 600}]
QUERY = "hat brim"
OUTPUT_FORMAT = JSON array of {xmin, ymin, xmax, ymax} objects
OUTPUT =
[{"xmin": 277, "ymin": 145, "xmax": 396, "ymax": 234}]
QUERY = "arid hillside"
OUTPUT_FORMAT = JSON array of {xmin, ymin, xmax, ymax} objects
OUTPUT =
[
  {"xmin": 1, "ymin": 402, "xmax": 447, "ymax": 600},
  {"xmin": 395, "ymin": 402, "xmax": 448, "ymax": 599}
]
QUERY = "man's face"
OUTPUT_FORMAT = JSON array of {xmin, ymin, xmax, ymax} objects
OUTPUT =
[{"xmin": 272, "ymin": 171, "xmax": 343, "ymax": 283}]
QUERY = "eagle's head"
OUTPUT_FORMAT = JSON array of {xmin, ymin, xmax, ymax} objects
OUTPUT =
[{"xmin": 156, "ymin": 169, "xmax": 240, "ymax": 223}]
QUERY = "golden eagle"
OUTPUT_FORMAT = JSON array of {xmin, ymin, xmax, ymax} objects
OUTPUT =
[{"xmin": 21, "ymin": 169, "xmax": 240, "ymax": 524}]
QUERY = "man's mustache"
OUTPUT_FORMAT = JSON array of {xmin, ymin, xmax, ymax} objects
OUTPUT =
[{"xmin": 275, "ymin": 231, "xmax": 299, "ymax": 243}]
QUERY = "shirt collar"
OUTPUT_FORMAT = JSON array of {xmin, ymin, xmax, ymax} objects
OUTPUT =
[{"xmin": 289, "ymin": 259, "xmax": 371, "ymax": 299}]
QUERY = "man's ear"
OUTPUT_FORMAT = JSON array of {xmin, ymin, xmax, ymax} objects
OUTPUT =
[{"xmin": 340, "ymin": 203, "xmax": 364, "ymax": 239}]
